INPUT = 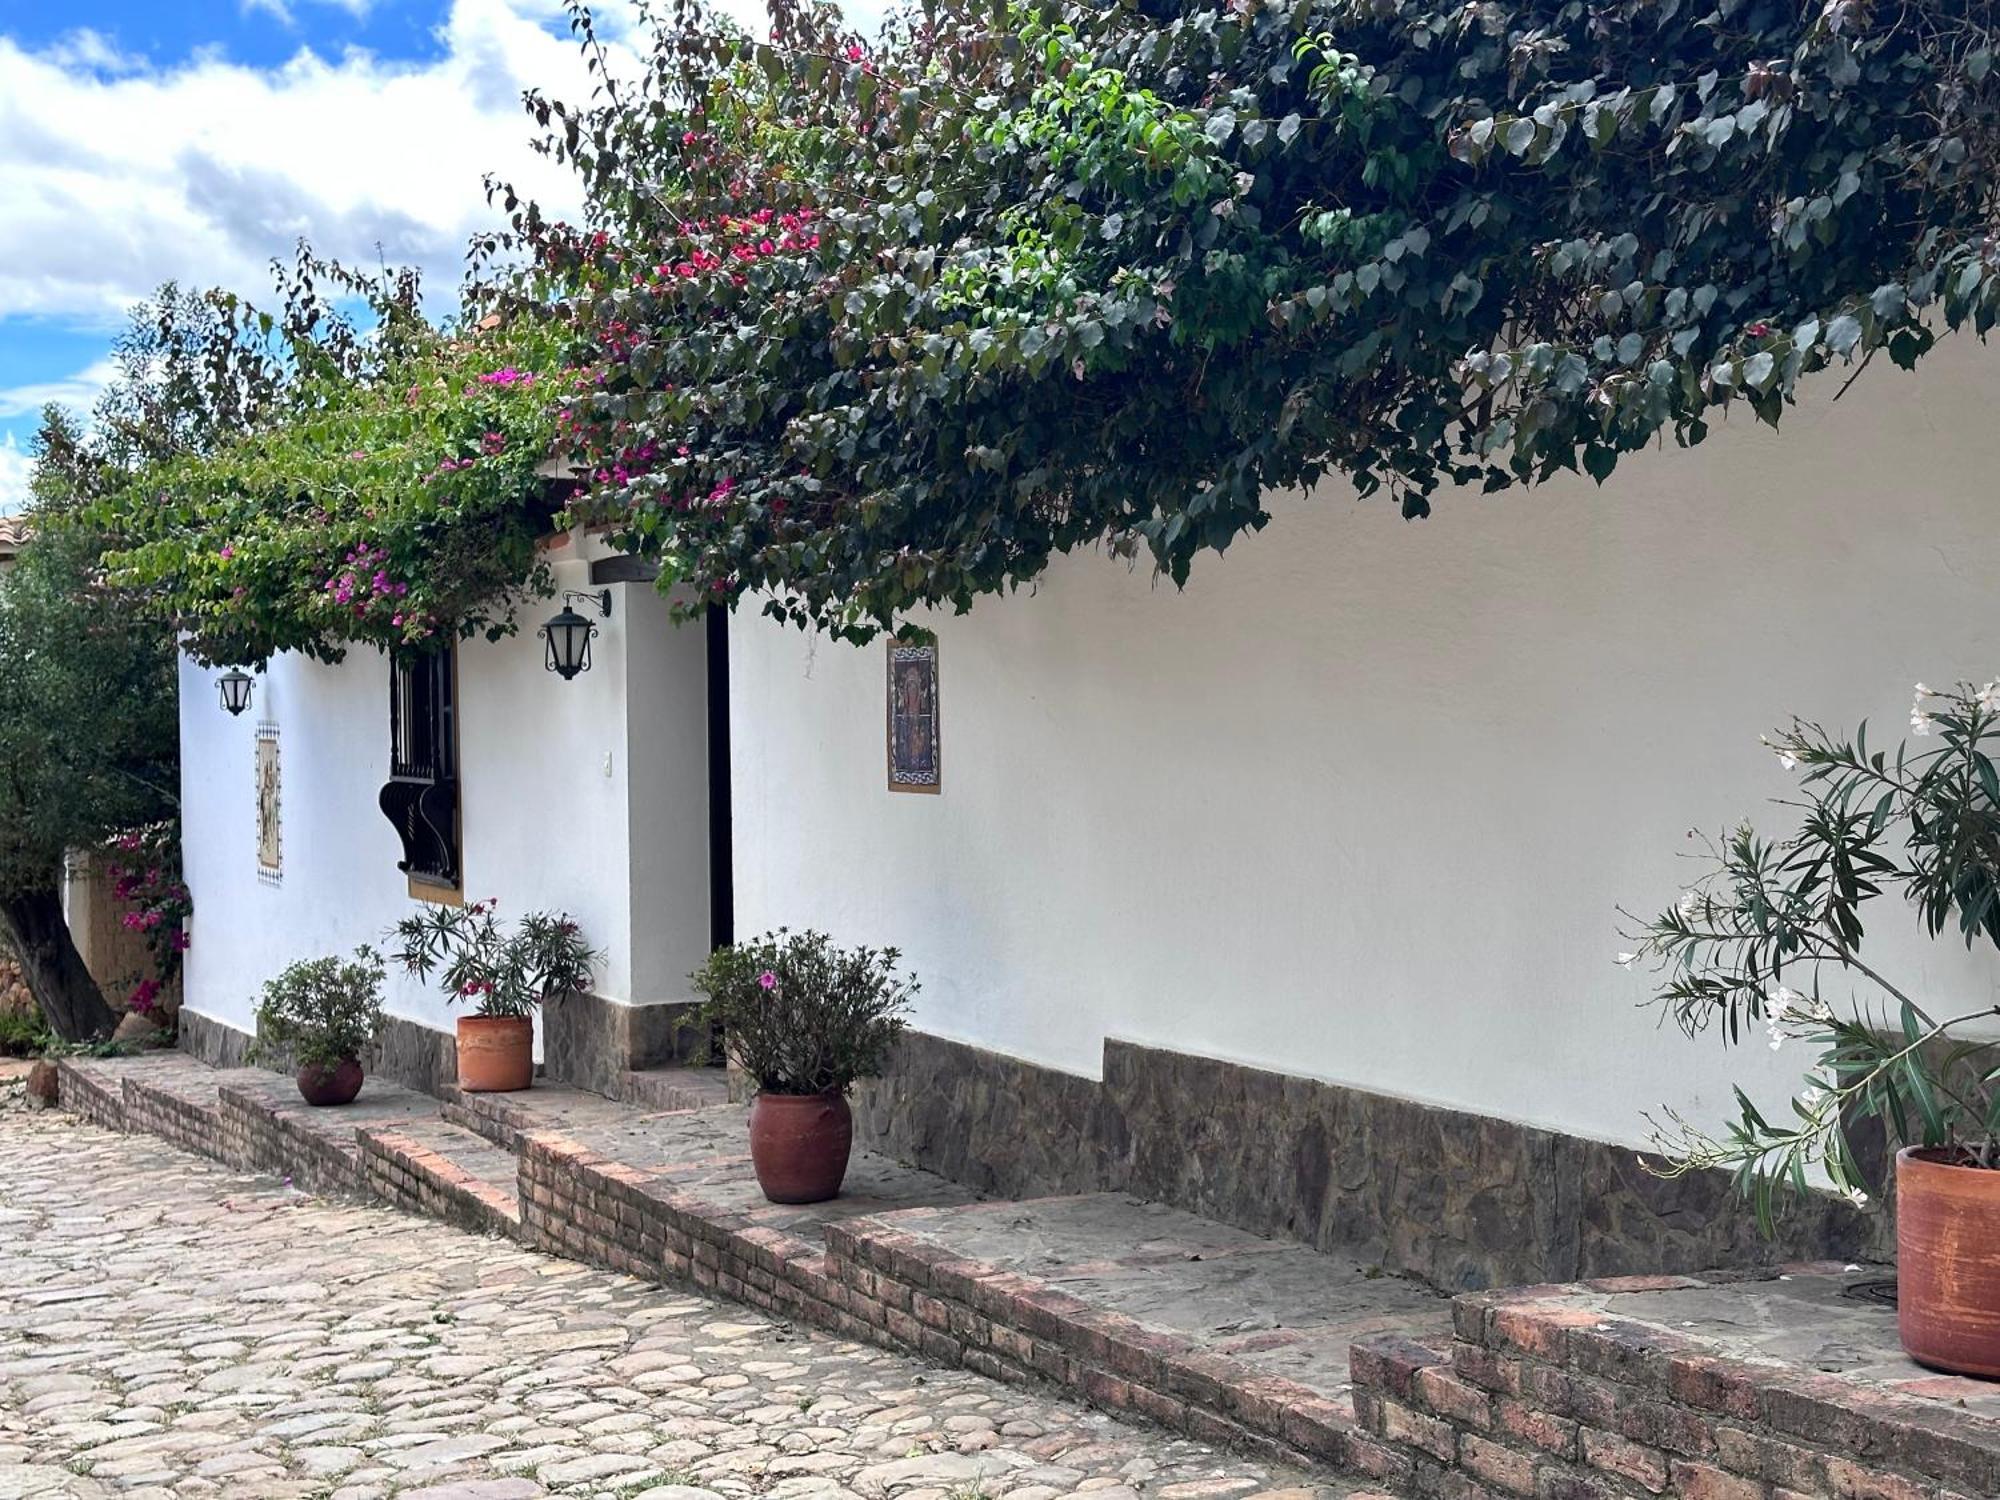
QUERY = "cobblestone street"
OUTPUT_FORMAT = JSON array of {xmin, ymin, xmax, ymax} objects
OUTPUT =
[{"xmin": 0, "ymin": 1091, "xmax": 1343, "ymax": 1500}]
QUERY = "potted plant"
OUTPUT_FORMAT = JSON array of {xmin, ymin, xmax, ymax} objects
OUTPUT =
[
  {"xmin": 253, "ymin": 947, "xmax": 387, "ymax": 1105},
  {"xmin": 390, "ymin": 901, "xmax": 595, "ymax": 1093},
  {"xmin": 690, "ymin": 929, "xmax": 913, "ymax": 1204},
  {"xmin": 1626, "ymin": 679, "xmax": 2000, "ymax": 1376}
]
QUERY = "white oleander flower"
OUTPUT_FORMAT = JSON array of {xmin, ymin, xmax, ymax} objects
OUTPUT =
[
  {"xmin": 1616, "ymin": 952, "xmax": 1640, "ymax": 969},
  {"xmin": 1979, "ymin": 681, "xmax": 2000, "ymax": 715},
  {"xmin": 1678, "ymin": 890, "xmax": 1702, "ymax": 920}
]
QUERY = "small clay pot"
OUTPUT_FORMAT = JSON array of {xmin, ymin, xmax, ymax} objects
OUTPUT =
[
  {"xmin": 296, "ymin": 1057, "xmax": 364, "ymax": 1107},
  {"xmin": 748, "ymin": 1091, "xmax": 853, "ymax": 1204},
  {"xmin": 456, "ymin": 1014, "xmax": 534, "ymax": 1093},
  {"xmin": 1897, "ymin": 1146, "xmax": 2000, "ymax": 1376}
]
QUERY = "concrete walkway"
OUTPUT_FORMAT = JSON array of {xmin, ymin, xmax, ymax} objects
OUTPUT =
[{"xmin": 0, "ymin": 1079, "xmax": 1379, "ymax": 1500}]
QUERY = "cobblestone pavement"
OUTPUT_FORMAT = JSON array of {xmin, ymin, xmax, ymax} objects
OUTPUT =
[{"xmin": 0, "ymin": 1087, "xmax": 1350, "ymax": 1500}]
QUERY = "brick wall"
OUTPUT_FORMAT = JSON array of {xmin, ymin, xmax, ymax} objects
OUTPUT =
[{"xmin": 1348, "ymin": 1276, "xmax": 2000, "ymax": 1500}]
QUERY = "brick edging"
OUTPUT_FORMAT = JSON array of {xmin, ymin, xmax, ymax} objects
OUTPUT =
[{"xmin": 1351, "ymin": 1275, "xmax": 2000, "ymax": 1499}]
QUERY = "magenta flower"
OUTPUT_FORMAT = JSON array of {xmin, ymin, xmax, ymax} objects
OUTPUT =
[{"xmin": 757, "ymin": 970, "xmax": 777, "ymax": 990}]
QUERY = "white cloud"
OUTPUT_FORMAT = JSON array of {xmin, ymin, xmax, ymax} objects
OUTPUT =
[
  {"xmin": 244, "ymin": 0, "xmax": 381, "ymax": 23},
  {"xmin": 0, "ymin": 433, "xmax": 33, "ymax": 515},
  {"xmin": 37, "ymin": 29, "xmax": 146, "ymax": 76},
  {"xmin": 0, "ymin": 0, "xmax": 631, "ymax": 326},
  {"xmin": 0, "ymin": 359, "xmax": 117, "ymax": 422}
]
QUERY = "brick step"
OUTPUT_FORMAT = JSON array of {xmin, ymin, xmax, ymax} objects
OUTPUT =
[
  {"xmin": 217, "ymin": 1074, "xmax": 435, "ymax": 1195},
  {"xmin": 1349, "ymin": 1269, "xmax": 2000, "ymax": 1500},
  {"xmin": 618, "ymin": 1064, "xmax": 733, "ymax": 1113},
  {"xmin": 824, "ymin": 1193, "xmax": 1452, "ymax": 1472},
  {"xmin": 359, "ymin": 1118, "xmax": 522, "ymax": 1239}
]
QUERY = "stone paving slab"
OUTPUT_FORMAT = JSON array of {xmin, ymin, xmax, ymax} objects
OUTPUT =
[{"xmin": 443, "ymin": 1080, "xmax": 727, "ymax": 1153}]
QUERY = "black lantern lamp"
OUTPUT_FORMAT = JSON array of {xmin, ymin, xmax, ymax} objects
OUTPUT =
[
  {"xmin": 218, "ymin": 668, "xmax": 255, "ymax": 717},
  {"xmin": 539, "ymin": 589, "xmax": 612, "ymax": 681}
]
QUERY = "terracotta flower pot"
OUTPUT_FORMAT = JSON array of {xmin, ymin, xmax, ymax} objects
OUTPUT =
[
  {"xmin": 296, "ymin": 1057, "xmax": 363, "ymax": 1106},
  {"xmin": 748, "ymin": 1091, "xmax": 853, "ymax": 1204},
  {"xmin": 1897, "ymin": 1146, "xmax": 2000, "ymax": 1376},
  {"xmin": 456, "ymin": 1015, "xmax": 534, "ymax": 1093}
]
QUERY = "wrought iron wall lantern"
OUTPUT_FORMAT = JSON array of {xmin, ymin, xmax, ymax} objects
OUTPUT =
[
  {"xmin": 218, "ymin": 668, "xmax": 255, "ymax": 716},
  {"xmin": 539, "ymin": 589, "xmax": 613, "ymax": 681}
]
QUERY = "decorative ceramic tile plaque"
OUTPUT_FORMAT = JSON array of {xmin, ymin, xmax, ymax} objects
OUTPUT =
[
  {"xmin": 887, "ymin": 643, "xmax": 941, "ymax": 793},
  {"xmin": 255, "ymin": 724, "xmax": 282, "ymax": 882}
]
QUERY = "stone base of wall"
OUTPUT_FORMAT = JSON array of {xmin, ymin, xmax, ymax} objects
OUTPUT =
[
  {"xmin": 541, "ymin": 991, "xmax": 702, "ymax": 1097},
  {"xmin": 175, "ymin": 1008, "xmax": 254, "ymax": 1070},
  {"xmin": 177, "ymin": 1006, "xmax": 457, "ymax": 1099},
  {"xmin": 857, "ymin": 1036, "xmax": 1887, "ymax": 1291},
  {"xmin": 1347, "ymin": 1271, "xmax": 2000, "ymax": 1500}
]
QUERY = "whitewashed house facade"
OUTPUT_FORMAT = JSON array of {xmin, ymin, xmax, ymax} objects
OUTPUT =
[{"xmin": 177, "ymin": 339, "xmax": 2000, "ymax": 1286}]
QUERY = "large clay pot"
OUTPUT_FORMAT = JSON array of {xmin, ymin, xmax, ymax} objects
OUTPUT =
[
  {"xmin": 296, "ymin": 1057, "xmax": 364, "ymax": 1106},
  {"xmin": 1897, "ymin": 1146, "xmax": 2000, "ymax": 1376},
  {"xmin": 456, "ymin": 1015, "xmax": 534, "ymax": 1093},
  {"xmin": 748, "ymin": 1091, "xmax": 853, "ymax": 1204}
]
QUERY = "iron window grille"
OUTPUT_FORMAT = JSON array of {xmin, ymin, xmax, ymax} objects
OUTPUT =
[{"xmin": 377, "ymin": 647, "xmax": 460, "ymax": 888}]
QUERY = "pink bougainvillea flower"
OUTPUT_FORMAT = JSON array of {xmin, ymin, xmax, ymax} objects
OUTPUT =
[{"xmin": 757, "ymin": 970, "xmax": 777, "ymax": 990}]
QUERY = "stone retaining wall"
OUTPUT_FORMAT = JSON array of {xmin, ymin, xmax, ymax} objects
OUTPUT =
[{"xmin": 1346, "ymin": 1275, "xmax": 2000, "ymax": 1500}]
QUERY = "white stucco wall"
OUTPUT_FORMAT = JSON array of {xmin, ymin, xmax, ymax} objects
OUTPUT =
[
  {"xmin": 729, "ymin": 335, "xmax": 2000, "ymax": 1151},
  {"xmin": 179, "ymin": 541, "xmax": 712, "ymax": 1046}
]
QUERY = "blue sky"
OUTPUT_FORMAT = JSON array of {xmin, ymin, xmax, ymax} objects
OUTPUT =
[{"xmin": 0, "ymin": 0, "xmax": 817, "ymax": 507}]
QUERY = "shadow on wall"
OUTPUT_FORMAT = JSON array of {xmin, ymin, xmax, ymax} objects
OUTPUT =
[{"xmin": 853, "ymin": 1033, "xmax": 1886, "ymax": 1291}]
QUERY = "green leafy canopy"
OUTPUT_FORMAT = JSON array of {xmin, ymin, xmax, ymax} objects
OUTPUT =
[
  {"xmin": 82, "ymin": 0, "xmax": 2000, "ymax": 654},
  {"xmin": 523, "ymin": 0, "xmax": 2000, "ymax": 641}
]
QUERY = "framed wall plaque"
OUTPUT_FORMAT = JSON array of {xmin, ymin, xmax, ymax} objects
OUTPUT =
[{"xmin": 887, "ymin": 642, "xmax": 941, "ymax": 793}]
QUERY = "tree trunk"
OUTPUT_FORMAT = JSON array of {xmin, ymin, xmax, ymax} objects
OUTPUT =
[{"xmin": 1, "ymin": 883, "xmax": 116, "ymax": 1042}]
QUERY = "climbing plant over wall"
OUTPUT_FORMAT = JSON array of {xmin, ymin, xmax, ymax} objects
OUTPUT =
[
  {"xmin": 98, "ymin": 318, "xmax": 571, "ymax": 667},
  {"xmin": 512, "ymin": 0, "xmax": 2000, "ymax": 641}
]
